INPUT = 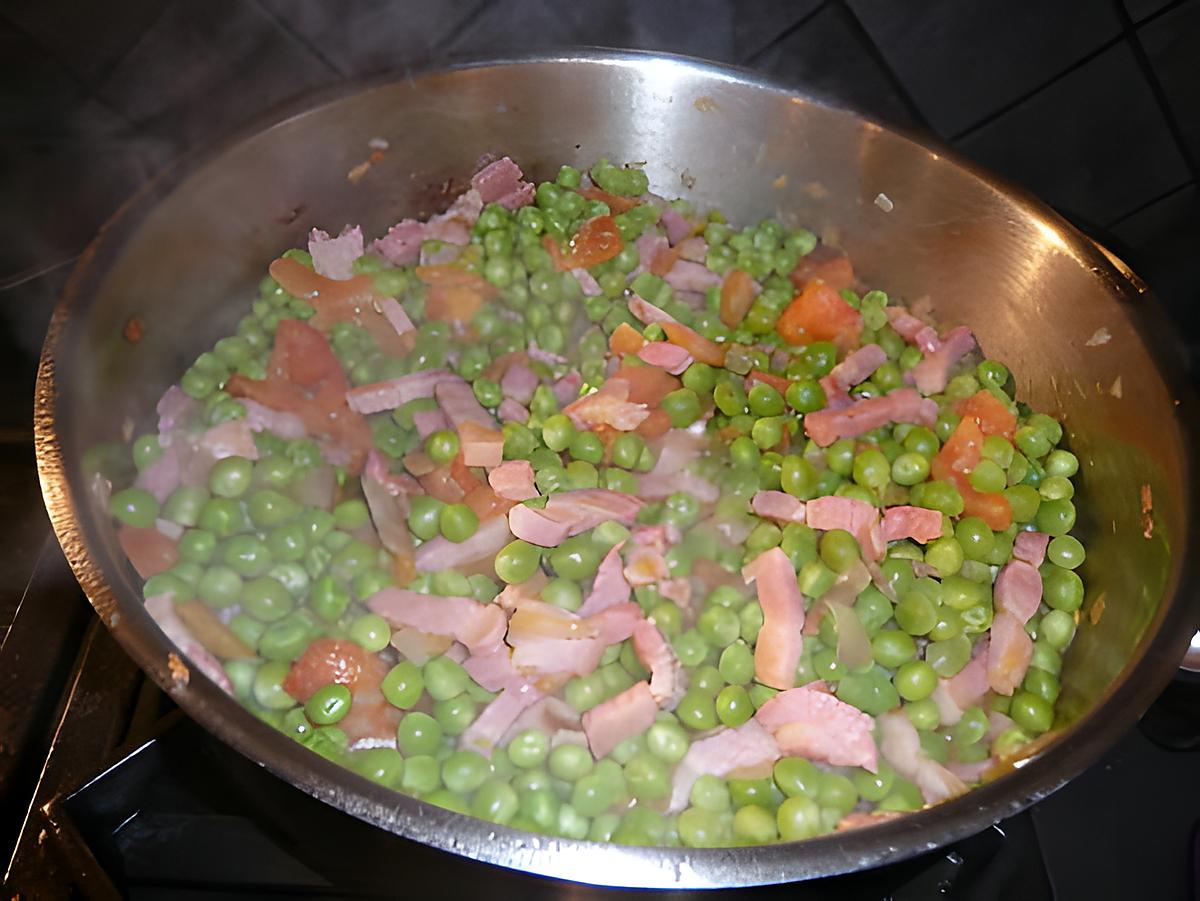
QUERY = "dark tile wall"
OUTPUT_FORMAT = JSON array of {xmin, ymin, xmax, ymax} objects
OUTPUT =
[{"xmin": 2, "ymin": 0, "xmax": 1198, "ymax": 438}]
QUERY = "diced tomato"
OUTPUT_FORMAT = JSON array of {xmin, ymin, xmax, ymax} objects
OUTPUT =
[
  {"xmin": 776, "ymin": 282, "xmax": 863, "ymax": 350},
  {"xmin": 545, "ymin": 215, "xmax": 624, "ymax": 271},
  {"xmin": 932, "ymin": 416, "xmax": 984, "ymax": 480},
  {"xmin": 719, "ymin": 268, "xmax": 757, "ymax": 328},
  {"xmin": 933, "ymin": 416, "xmax": 1012, "ymax": 530},
  {"xmin": 661, "ymin": 321, "xmax": 727, "ymax": 366},
  {"xmin": 962, "ymin": 487, "xmax": 1013, "ymax": 531},
  {"xmin": 270, "ymin": 258, "xmax": 412, "ymax": 357},
  {"xmin": 612, "ymin": 363, "xmax": 681, "ymax": 405},
  {"xmin": 649, "ymin": 244, "xmax": 684, "ymax": 278},
  {"xmin": 449, "ymin": 451, "xmax": 483, "ymax": 494},
  {"xmin": 541, "ymin": 234, "xmax": 570, "ymax": 271},
  {"xmin": 415, "ymin": 265, "xmax": 498, "ymax": 324},
  {"xmin": 956, "ymin": 390, "xmax": 1017, "ymax": 440},
  {"xmin": 402, "ymin": 450, "xmax": 436, "ymax": 477},
  {"xmin": 464, "ymin": 484, "xmax": 516, "ymax": 521},
  {"xmin": 788, "ymin": 245, "xmax": 856, "ymax": 292},
  {"xmin": 635, "ymin": 407, "xmax": 673, "ymax": 440},
  {"xmin": 418, "ymin": 463, "xmax": 467, "ymax": 503},
  {"xmin": 747, "ymin": 369, "xmax": 790, "ymax": 394},
  {"xmin": 119, "ymin": 525, "xmax": 179, "ymax": 579},
  {"xmin": 226, "ymin": 320, "xmax": 373, "ymax": 474},
  {"xmin": 282, "ymin": 637, "xmax": 373, "ymax": 701},
  {"xmin": 578, "ymin": 186, "xmax": 639, "ymax": 213},
  {"xmin": 610, "ymin": 322, "xmax": 647, "ymax": 356},
  {"xmin": 482, "ymin": 350, "xmax": 528, "ymax": 381}
]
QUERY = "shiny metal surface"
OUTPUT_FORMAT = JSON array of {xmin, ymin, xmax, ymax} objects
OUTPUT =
[{"xmin": 34, "ymin": 52, "xmax": 1200, "ymax": 888}]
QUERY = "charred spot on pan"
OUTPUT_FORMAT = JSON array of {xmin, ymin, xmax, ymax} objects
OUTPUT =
[
  {"xmin": 276, "ymin": 205, "xmax": 306, "ymax": 226},
  {"xmin": 167, "ymin": 652, "xmax": 189, "ymax": 686},
  {"xmin": 122, "ymin": 316, "xmax": 144, "ymax": 343}
]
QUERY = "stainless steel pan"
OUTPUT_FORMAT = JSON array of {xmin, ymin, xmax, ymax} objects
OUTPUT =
[{"xmin": 34, "ymin": 52, "xmax": 1200, "ymax": 888}]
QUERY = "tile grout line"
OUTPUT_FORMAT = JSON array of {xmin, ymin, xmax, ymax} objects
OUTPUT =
[
  {"xmin": 1103, "ymin": 178, "xmax": 1195, "ymax": 229},
  {"xmin": 0, "ymin": 10, "xmax": 140, "ymax": 131},
  {"xmin": 740, "ymin": 0, "xmax": 832, "ymax": 66},
  {"xmin": 1113, "ymin": 0, "xmax": 1200, "ymax": 181},
  {"xmin": 948, "ymin": 0, "xmax": 1190, "ymax": 143},
  {"xmin": 835, "ymin": 0, "xmax": 934, "ymax": 130},
  {"xmin": 248, "ymin": 0, "xmax": 347, "ymax": 77}
]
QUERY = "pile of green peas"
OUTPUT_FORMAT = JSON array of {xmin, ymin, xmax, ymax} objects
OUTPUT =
[{"xmin": 106, "ymin": 159, "xmax": 1090, "ymax": 848}]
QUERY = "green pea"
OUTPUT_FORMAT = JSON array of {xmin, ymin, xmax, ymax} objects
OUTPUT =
[
  {"xmin": 143, "ymin": 572, "xmax": 192, "ymax": 602},
  {"xmin": 904, "ymin": 697, "xmax": 941, "ymax": 731},
  {"xmin": 1010, "ymin": 690, "xmax": 1054, "ymax": 734},
  {"xmin": 305, "ymin": 682, "xmax": 352, "ymax": 725},
  {"xmin": 697, "ymin": 606, "xmax": 740, "ymax": 648},
  {"xmin": 353, "ymin": 747, "xmax": 405, "ymax": 788},
  {"xmin": 1044, "ymin": 449, "xmax": 1079, "ymax": 478},
  {"xmin": 178, "ymin": 528, "xmax": 217, "ymax": 564},
  {"xmin": 1035, "ymin": 498, "xmax": 1076, "ymax": 536},
  {"xmin": 915, "ymin": 480, "xmax": 964, "ymax": 516},
  {"xmin": 818, "ymin": 773, "xmax": 859, "ymax": 817},
  {"xmin": 495, "ymin": 539, "xmax": 542, "ymax": 583},
  {"xmin": 548, "ymin": 743, "xmax": 594, "ymax": 782},
  {"xmin": 624, "ymin": 751, "xmax": 670, "ymax": 800},
  {"xmin": 1023, "ymin": 666, "xmax": 1061, "ymax": 705},
  {"xmin": 925, "ymin": 536, "xmax": 964, "ymax": 577},
  {"xmin": 198, "ymin": 565, "xmax": 243, "ymax": 609},
  {"xmin": 424, "ymin": 655, "xmax": 470, "ymax": 701},
  {"xmin": 733, "ymin": 804, "xmax": 778, "ymax": 843},
  {"xmin": 507, "ymin": 729, "xmax": 550, "ymax": 769},
  {"xmin": 776, "ymin": 794, "xmax": 822, "ymax": 841},
  {"xmin": 1015, "ymin": 426, "xmax": 1052, "ymax": 460},
  {"xmin": 401, "ymin": 754, "xmax": 441, "ymax": 794},
  {"xmin": 1040, "ymin": 610, "xmax": 1076, "ymax": 651},
  {"xmin": 715, "ymin": 684, "xmax": 754, "ymax": 727},
  {"xmin": 252, "ymin": 660, "xmax": 295, "ymax": 710},
  {"xmin": 895, "ymin": 589, "xmax": 938, "ymax": 636},
  {"xmin": 160, "ymin": 486, "xmax": 207, "ymax": 527},
  {"xmin": 819, "ymin": 529, "xmax": 861, "ymax": 574},
  {"xmin": 441, "ymin": 749, "xmax": 491, "ymax": 795},
  {"xmin": 395, "ymin": 711, "xmax": 442, "ymax": 756},
  {"xmin": 568, "ymin": 430, "xmax": 604, "ymax": 466},
  {"xmin": 748, "ymin": 382, "xmax": 785, "ymax": 417},
  {"xmin": 541, "ymin": 414, "xmax": 575, "ymax": 453},
  {"xmin": 644, "ymin": 718, "xmax": 689, "ymax": 764},
  {"xmin": 663, "ymin": 388, "xmax": 703, "ymax": 429},
  {"xmin": 309, "ymin": 574, "xmax": 351, "ymax": 621},
  {"xmin": 348, "ymin": 613, "xmax": 390, "ymax": 652},
  {"xmin": 676, "ymin": 688, "xmax": 718, "ymax": 731},
  {"xmin": 610, "ymin": 433, "xmax": 646, "ymax": 469},
  {"xmin": 257, "ymin": 613, "xmax": 312, "ymax": 663},
  {"xmin": 894, "ymin": 660, "xmax": 937, "ymax": 701},
  {"xmin": 197, "ymin": 497, "xmax": 243, "ymax": 537},
  {"xmin": 854, "ymin": 762, "xmax": 895, "ymax": 802},
  {"xmin": 969, "ymin": 459, "xmax": 1007, "ymax": 494},
  {"xmin": 242, "ymin": 576, "xmax": 294, "ymax": 622},
  {"xmin": 222, "ymin": 534, "xmax": 272, "ymax": 578},
  {"xmin": 208, "ymin": 456, "xmax": 253, "ymax": 498},
  {"xmin": 433, "ymin": 694, "xmax": 477, "ymax": 735},
  {"xmin": 718, "ymin": 641, "xmax": 756, "ymax": 685},
  {"xmin": 438, "ymin": 503, "xmax": 479, "ymax": 543},
  {"xmin": 836, "ymin": 667, "xmax": 901, "ymax": 716},
  {"xmin": 873, "ymin": 633, "xmax": 916, "ymax": 671},
  {"xmin": 1047, "ymin": 535, "xmax": 1085, "ymax": 569},
  {"xmin": 926, "ymin": 633, "xmax": 972, "ymax": 678},
  {"xmin": 891, "ymin": 452, "xmax": 930, "ymax": 487},
  {"xmin": 853, "ymin": 449, "xmax": 891, "ymax": 489},
  {"xmin": 548, "ymin": 537, "xmax": 602, "ymax": 580},
  {"xmin": 380, "ymin": 661, "xmax": 424, "ymax": 709},
  {"xmin": 672, "ymin": 629, "xmax": 710, "ymax": 669},
  {"xmin": 110, "ymin": 487, "xmax": 159, "ymax": 529},
  {"xmin": 406, "ymin": 495, "xmax": 444, "ymax": 541},
  {"xmin": 690, "ymin": 773, "xmax": 732, "ymax": 813},
  {"xmin": 1042, "ymin": 564, "xmax": 1084, "ymax": 612}
]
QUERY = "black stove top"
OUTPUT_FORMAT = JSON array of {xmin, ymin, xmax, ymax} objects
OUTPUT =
[{"xmin": 2, "ymin": 530, "xmax": 1198, "ymax": 900}]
